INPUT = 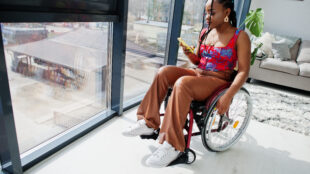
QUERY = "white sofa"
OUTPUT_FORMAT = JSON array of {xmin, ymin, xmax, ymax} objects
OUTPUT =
[{"xmin": 249, "ymin": 39, "xmax": 310, "ymax": 92}]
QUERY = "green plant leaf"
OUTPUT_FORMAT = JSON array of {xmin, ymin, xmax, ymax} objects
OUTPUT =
[
  {"xmin": 245, "ymin": 8, "xmax": 264, "ymax": 37},
  {"xmin": 238, "ymin": 8, "xmax": 264, "ymax": 66},
  {"xmin": 251, "ymin": 43, "xmax": 263, "ymax": 65}
]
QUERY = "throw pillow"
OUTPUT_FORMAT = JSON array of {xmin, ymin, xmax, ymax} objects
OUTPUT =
[
  {"xmin": 254, "ymin": 32, "xmax": 275, "ymax": 58},
  {"xmin": 296, "ymin": 40, "xmax": 310, "ymax": 64},
  {"xmin": 272, "ymin": 39, "xmax": 291, "ymax": 61},
  {"xmin": 273, "ymin": 34, "xmax": 301, "ymax": 61},
  {"xmin": 274, "ymin": 34, "xmax": 300, "ymax": 48},
  {"xmin": 290, "ymin": 39, "xmax": 301, "ymax": 61}
]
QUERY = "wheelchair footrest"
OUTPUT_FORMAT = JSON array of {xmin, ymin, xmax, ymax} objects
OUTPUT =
[
  {"xmin": 140, "ymin": 129, "xmax": 160, "ymax": 140},
  {"xmin": 168, "ymin": 148, "xmax": 196, "ymax": 166}
]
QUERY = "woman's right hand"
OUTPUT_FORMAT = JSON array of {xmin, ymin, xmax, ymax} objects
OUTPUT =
[
  {"xmin": 179, "ymin": 42, "xmax": 200, "ymax": 65},
  {"xmin": 181, "ymin": 44, "xmax": 195, "ymax": 57}
]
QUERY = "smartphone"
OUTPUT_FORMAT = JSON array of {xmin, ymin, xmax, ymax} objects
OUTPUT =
[{"xmin": 177, "ymin": 37, "xmax": 194, "ymax": 53}]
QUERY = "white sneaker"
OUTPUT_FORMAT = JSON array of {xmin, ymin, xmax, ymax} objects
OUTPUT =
[
  {"xmin": 122, "ymin": 119, "xmax": 155, "ymax": 137},
  {"xmin": 146, "ymin": 141, "xmax": 180, "ymax": 167}
]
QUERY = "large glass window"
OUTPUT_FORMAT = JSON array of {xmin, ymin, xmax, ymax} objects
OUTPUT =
[
  {"xmin": 1, "ymin": 22, "xmax": 110, "ymax": 154},
  {"xmin": 123, "ymin": 0, "xmax": 171, "ymax": 102},
  {"xmin": 178, "ymin": 0, "xmax": 206, "ymax": 68}
]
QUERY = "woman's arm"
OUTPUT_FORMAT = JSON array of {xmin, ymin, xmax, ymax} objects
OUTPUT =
[
  {"xmin": 216, "ymin": 31, "xmax": 251, "ymax": 115},
  {"xmin": 181, "ymin": 41, "xmax": 201, "ymax": 65},
  {"xmin": 225, "ymin": 31, "xmax": 251, "ymax": 98}
]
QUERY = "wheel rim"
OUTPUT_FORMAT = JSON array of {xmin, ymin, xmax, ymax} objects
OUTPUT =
[{"xmin": 203, "ymin": 88, "xmax": 253, "ymax": 151}]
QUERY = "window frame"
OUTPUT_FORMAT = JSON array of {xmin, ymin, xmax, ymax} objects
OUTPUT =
[
  {"xmin": 0, "ymin": 1, "xmax": 126, "ymax": 173},
  {"xmin": 0, "ymin": 0, "xmax": 252, "ymax": 173}
]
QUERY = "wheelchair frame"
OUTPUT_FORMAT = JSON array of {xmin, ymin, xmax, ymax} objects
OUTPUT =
[{"xmin": 140, "ymin": 82, "xmax": 252, "ymax": 166}]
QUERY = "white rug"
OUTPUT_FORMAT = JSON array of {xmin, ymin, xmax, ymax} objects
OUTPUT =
[{"xmin": 243, "ymin": 82, "xmax": 310, "ymax": 136}]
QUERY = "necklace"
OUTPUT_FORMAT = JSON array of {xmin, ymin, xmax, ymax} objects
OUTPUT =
[
  {"xmin": 203, "ymin": 32, "xmax": 217, "ymax": 47},
  {"xmin": 204, "ymin": 27, "xmax": 232, "ymax": 47},
  {"xmin": 209, "ymin": 34, "xmax": 216, "ymax": 46}
]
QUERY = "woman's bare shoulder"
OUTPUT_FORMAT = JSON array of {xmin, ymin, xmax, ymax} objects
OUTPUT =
[
  {"xmin": 238, "ymin": 30, "xmax": 250, "ymax": 42},
  {"xmin": 237, "ymin": 30, "xmax": 251, "ymax": 46}
]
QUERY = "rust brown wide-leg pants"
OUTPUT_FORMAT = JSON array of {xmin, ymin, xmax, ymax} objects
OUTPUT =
[{"xmin": 137, "ymin": 65, "xmax": 229, "ymax": 152}]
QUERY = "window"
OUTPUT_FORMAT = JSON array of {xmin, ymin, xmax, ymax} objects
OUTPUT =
[
  {"xmin": 178, "ymin": 0, "xmax": 206, "ymax": 68},
  {"xmin": 1, "ymin": 22, "xmax": 110, "ymax": 154},
  {"xmin": 123, "ymin": 0, "xmax": 171, "ymax": 102}
]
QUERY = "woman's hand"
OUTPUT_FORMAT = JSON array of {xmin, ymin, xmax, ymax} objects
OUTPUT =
[
  {"xmin": 216, "ymin": 93, "xmax": 233, "ymax": 115},
  {"xmin": 183, "ymin": 45, "xmax": 195, "ymax": 56},
  {"xmin": 180, "ymin": 42, "xmax": 195, "ymax": 56},
  {"xmin": 179, "ymin": 41, "xmax": 200, "ymax": 65}
]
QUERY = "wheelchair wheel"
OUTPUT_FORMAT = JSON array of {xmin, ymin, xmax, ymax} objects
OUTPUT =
[{"xmin": 201, "ymin": 87, "xmax": 252, "ymax": 152}]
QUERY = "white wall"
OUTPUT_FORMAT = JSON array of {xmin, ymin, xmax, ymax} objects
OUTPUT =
[{"xmin": 250, "ymin": 0, "xmax": 310, "ymax": 40}]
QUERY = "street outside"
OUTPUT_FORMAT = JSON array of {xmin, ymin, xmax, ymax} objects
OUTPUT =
[{"xmin": 3, "ymin": 23, "xmax": 190, "ymax": 154}]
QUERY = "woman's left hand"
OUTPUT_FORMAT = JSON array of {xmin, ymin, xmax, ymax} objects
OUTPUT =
[{"xmin": 216, "ymin": 94, "xmax": 232, "ymax": 115}]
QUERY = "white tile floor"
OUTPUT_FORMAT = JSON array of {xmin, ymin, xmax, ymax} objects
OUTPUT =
[{"xmin": 25, "ymin": 106, "xmax": 310, "ymax": 174}]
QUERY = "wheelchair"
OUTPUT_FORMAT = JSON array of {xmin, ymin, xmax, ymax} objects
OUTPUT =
[{"xmin": 140, "ymin": 78, "xmax": 253, "ymax": 166}]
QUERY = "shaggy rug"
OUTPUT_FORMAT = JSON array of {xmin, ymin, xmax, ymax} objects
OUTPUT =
[{"xmin": 243, "ymin": 82, "xmax": 310, "ymax": 136}]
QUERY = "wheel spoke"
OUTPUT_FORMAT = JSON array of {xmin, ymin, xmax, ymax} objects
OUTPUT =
[{"xmin": 203, "ymin": 89, "xmax": 252, "ymax": 151}]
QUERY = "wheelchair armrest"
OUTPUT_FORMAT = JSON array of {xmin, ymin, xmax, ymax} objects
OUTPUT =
[{"xmin": 230, "ymin": 70, "xmax": 238, "ymax": 81}]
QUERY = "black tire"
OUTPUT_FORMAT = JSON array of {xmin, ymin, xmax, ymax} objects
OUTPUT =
[{"xmin": 201, "ymin": 87, "xmax": 252, "ymax": 152}]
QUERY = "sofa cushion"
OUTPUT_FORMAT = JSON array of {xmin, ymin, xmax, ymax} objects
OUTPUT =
[
  {"xmin": 260, "ymin": 58, "xmax": 299, "ymax": 75},
  {"xmin": 272, "ymin": 39, "xmax": 291, "ymax": 61},
  {"xmin": 299, "ymin": 63, "xmax": 310, "ymax": 77},
  {"xmin": 274, "ymin": 34, "xmax": 301, "ymax": 61},
  {"xmin": 297, "ymin": 40, "xmax": 310, "ymax": 63},
  {"xmin": 290, "ymin": 39, "xmax": 301, "ymax": 61}
]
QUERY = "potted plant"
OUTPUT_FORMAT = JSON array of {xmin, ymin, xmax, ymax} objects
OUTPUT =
[{"xmin": 239, "ymin": 8, "xmax": 264, "ymax": 65}]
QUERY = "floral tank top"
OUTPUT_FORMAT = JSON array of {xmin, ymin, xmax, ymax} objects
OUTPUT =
[{"xmin": 198, "ymin": 28, "xmax": 241, "ymax": 71}]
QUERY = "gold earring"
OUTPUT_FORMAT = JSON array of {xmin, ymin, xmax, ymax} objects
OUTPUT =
[{"xmin": 224, "ymin": 16, "xmax": 229, "ymax": 22}]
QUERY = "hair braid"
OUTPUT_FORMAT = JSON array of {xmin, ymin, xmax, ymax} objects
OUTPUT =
[
  {"xmin": 198, "ymin": 0, "xmax": 214, "ymax": 57},
  {"xmin": 229, "ymin": 9, "xmax": 237, "ymax": 27},
  {"xmin": 198, "ymin": 0, "xmax": 237, "ymax": 56},
  {"xmin": 218, "ymin": 0, "xmax": 237, "ymax": 27}
]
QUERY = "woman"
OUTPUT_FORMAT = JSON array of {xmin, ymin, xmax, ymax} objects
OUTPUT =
[{"xmin": 123, "ymin": 0, "xmax": 251, "ymax": 167}]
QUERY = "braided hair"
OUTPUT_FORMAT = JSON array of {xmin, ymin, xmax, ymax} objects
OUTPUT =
[
  {"xmin": 203, "ymin": 0, "xmax": 237, "ymax": 32},
  {"xmin": 218, "ymin": 0, "xmax": 237, "ymax": 27},
  {"xmin": 198, "ymin": 0, "xmax": 237, "ymax": 56}
]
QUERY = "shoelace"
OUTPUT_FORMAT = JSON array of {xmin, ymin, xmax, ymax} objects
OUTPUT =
[
  {"xmin": 152, "ymin": 145, "xmax": 172, "ymax": 159},
  {"xmin": 130, "ymin": 120, "xmax": 144, "ymax": 129}
]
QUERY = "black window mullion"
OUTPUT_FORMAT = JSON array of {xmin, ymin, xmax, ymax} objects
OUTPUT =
[
  {"xmin": 0, "ymin": 25, "xmax": 23, "ymax": 174},
  {"xmin": 164, "ymin": 0, "xmax": 185, "ymax": 66},
  {"xmin": 111, "ymin": 0, "xmax": 128, "ymax": 115}
]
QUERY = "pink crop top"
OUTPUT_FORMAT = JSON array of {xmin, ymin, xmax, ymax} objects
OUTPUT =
[{"xmin": 198, "ymin": 28, "xmax": 241, "ymax": 72}]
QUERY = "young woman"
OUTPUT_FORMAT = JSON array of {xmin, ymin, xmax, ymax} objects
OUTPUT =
[{"xmin": 123, "ymin": 0, "xmax": 251, "ymax": 167}]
